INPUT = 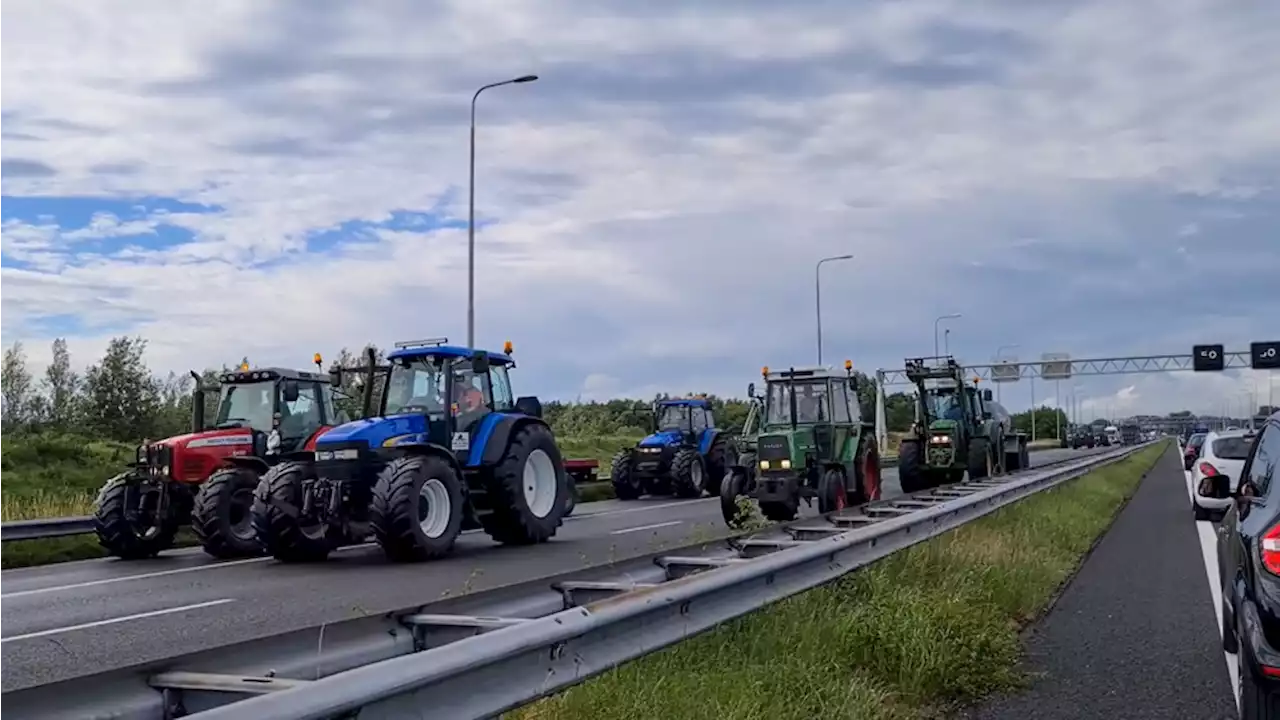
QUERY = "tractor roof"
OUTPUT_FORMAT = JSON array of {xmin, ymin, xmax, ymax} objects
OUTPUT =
[
  {"xmin": 386, "ymin": 342, "xmax": 512, "ymax": 365},
  {"xmin": 904, "ymin": 356, "xmax": 966, "ymax": 382},
  {"xmin": 763, "ymin": 365, "xmax": 845, "ymax": 382},
  {"xmin": 219, "ymin": 367, "xmax": 328, "ymax": 384},
  {"xmin": 659, "ymin": 398, "xmax": 712, "ymax": 409}
]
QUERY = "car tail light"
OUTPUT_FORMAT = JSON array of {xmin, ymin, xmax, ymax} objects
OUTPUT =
[
  {"xmin": 1199, "ymin": 462, "xmax": 1218, "ymax": 477},
  {"xmin": 1262, "ymin": 524, "xmax": 1280, "ymax": 576}
]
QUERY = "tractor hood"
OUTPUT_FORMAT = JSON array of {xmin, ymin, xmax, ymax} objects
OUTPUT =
[
  {"xmin": 928, "ymin": 419, "xmax": 959, "ymax": 433},
  {"xmin": 318, "ymin": 413, "xmax": 427, "ymax": 449},
  {"xmin": 153, "ymin": 427, "xmax": 255, "ymax": 451},
  {"xmin": 141, "ymin": 428, "xmax": 256, "ymax": 484},
  {"xmin": 757, "ymin": 428, "xmax": 814, "ymax": 463},
  {"xmin": 639, "ymin": 430, "xmax": 684, "ymax": 448}
]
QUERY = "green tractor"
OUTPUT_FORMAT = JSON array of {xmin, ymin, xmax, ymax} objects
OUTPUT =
[
  {"xmin": 720, "ymin": 361, "xmax": 882, "ymax": 527},
  {"xmin": 896, "ymin": 356, "xmax": 1029, "ymax": 493}
]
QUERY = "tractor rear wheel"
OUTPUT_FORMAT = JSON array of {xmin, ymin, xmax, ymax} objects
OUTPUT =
[
  {"xmin": 967, "ymin": 438, "xmax": 991, "ymax": 480},
  {"xmin": 817, "ymin": 468, "xmax": 848, "ymax": 514},
  {"xmin": 192, "ymin": 467, "xmax": 263, "ymax": 559},
  {"xmin": 704, "ymin": 436, "xmax": 731, "ymax": 495},
  {"xmin": 897, "ymin": 440, "xmax": 926, "ymax": 494},
  {"xmin": 671, "ymin": 448, "xmax": 706, "ymax": 498},
  {"xmin": 720, "ymin": 469, "xmax": 748, "ymax": 528},
  {"xmin": 371, "ymin": 455, "xmax": 465, "ymax": 562},
  {"xmin": 251, "ymin": 461, "xmax": 333, "ymax": 562},
  {"xmin": 93, "ymin": 473, "xmax": 181, "ymax": 559},
  {"xmin": 480, "ymin": 423, "xmax": 569, "ymax": 545},
  {"xmin": 610, "ymin": 449, "xmax": 642, "ymax": 500}
]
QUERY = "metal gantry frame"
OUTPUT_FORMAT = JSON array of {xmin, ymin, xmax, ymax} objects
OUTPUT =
[{"xmin": 872, "ymin": 350, "xmax": 1263, "ymax": 452}]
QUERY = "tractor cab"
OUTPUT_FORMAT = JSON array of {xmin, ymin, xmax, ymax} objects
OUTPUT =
[
  {"xmin": 641, "ymin": 398, "xmax": 716, "ymax": 449},
  {"xmin": 904, "ymin": 357, "xmax": 989, "ymax": 452},
  {"xmin": 202, "ymin": 364, "xmax": 344, "ymax": 466}
]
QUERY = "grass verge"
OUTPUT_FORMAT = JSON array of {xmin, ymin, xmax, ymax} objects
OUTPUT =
[{"xmin": 511, "ymin": 441, "xmax": 1169, "ymax": 720}]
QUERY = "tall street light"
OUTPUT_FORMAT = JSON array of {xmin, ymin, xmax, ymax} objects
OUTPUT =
[
  {"xmin": 994, "ymin": 343, "xmax": 1019, "ymax": 402},
  {"xmin": 815, "ymin": 254, "xmax": 853, "ymax": 364},
  {"xmin": 467, "ymin": 74, "xmax": 539, "ymax": 349},
  {"xmin": 933, "ymin": 313, "xmax": 962, "ymax": 358}
]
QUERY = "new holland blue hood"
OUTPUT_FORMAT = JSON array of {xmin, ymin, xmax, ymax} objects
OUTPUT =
[
  {"xmin": 317, "ymin": 413, "xmax": 428, "ymax": 449},
  {"xmin": 639, "ymin": 430, "xmax": 685, "ymax": 447}
]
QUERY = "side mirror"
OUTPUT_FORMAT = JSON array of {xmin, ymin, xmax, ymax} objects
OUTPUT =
[
  {"xmin": 982, "ymin": 389, "xmax": 993, "ymax": 402},
  {"xmin": 849, "ymin": 376, "xmax": 860, "ymax": 392},
  {"xmin": 747, "ymin": 382, "xmax": 756, "ymax": 399},
  {"xmin": 514, "ymin": 395, "xmax": 543, "ymax": 418},
  {"xmin": 328, "ymin": 367, "xmax": 343, "ymax": 387},
  {"xmin": 1197, "ymin": 474, "xmax": 1232, "ymax": 500},
  {"xmin": 471, "ymin": 351, "xmax": 491, "ymax": 374},
  {"xmin": 282, "ymin": 380, "xmax": 300, "ymax": 403}
]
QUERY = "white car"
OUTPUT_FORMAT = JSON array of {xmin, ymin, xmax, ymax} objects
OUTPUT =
[{"xmin": 1190, "ymin": 428, "xmax": 1258, "ymax": 521}]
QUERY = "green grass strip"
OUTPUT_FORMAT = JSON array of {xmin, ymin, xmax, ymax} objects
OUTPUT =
[{"xmin": 512, "ymin": 442, "xmax": 1168, "ymax": 720}]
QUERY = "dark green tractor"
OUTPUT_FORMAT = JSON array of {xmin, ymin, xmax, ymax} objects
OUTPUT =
[
  {"xmin": 896, "ymin": 356, "xmax": 1028, "ymax": 493},
  {"xmin": 720, "ymin": 361, "xmax": 882, "ymax": 527}
]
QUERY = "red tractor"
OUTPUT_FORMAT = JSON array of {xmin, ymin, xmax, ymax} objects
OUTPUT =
[{"xmin": 93, "ymin": 359, "xmax": 348, "ymax": 559}]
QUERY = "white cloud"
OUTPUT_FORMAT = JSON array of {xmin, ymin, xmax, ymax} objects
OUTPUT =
[{"xmin": 2, "ymin": 0, "xmax": 1278, "ymax": 417}]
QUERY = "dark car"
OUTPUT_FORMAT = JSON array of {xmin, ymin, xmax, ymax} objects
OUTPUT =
[
  {"xmin": 1204, "ymin": 411, "xmax": 1280, "ymax": 718},
  {"xmin": 1184, "ymin": 432, "xmax": 1208, "ymax": 470}
]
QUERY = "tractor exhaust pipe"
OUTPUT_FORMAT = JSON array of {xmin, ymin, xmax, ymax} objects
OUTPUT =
[
  {"xmin": 189, "ymin": 370, "xmax": 206, "ymax": 432},
  {"xmin": 362, "ymin": 346, "xmax": 378, "ymax": 418}
]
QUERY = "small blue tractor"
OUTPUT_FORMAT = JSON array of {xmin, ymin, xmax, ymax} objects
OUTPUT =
[
  {"xmin": 251, "ymin": 338, "xmax": 572, "ymax": 563},
  {"xmin": 609, "ymin": 397, "xmax": 734, "ymax": 500}
]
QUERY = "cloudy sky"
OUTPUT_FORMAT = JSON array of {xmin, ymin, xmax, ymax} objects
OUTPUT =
[{"xmin": 2, "ymin": 0, "xmax": 1278, "ymax": 420}]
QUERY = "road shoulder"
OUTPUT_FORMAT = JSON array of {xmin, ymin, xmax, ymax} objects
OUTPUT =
[{"xmin": 960, "ymin": 444, "xmax": 1237, "ymax": 720}]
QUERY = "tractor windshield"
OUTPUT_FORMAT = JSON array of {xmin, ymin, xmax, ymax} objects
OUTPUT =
[
  {"xmin": 923, "ymin": 389, "xmax": 965, "ymax": 422},
  {"xmin": 215, "ymin": 381, "xmax": 277, "ymax": 431},
  {"xmin": 384, "ymin": 358, "xmax": 447, "ymax": 418},
  {"xmin": 765, "ymin": 380, "xmax": 830, "ymax": 425},
  {"xmin": 656, "ymin": 404, "xmax": 690, "ymax": 432}
]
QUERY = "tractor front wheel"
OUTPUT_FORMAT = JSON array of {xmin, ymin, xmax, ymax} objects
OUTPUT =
[
  {"xmin": 93, "ymin": 473, "xmax": 181, "ymax": 560},
  {"xmin": 897, "ymin": 440, "xmax": 926, "ymax": 494},
  {"xmin": 671, "ymin": 448, "xmax": 706, "ymax": 499},
  {"xmin": 480, "ymin": 423, "xmax": 569, "ymax": 545},
  {"xmin": 704, "ymin": 436, "xmax": 732, "ymax": 495},
  {"xmin": 720, "ymin": 469, "xmax": 748, "ymax": 528},
  {"xmin": 967, "ymin": 438, "xmax": 991, "ymax": 480},
  {"xmin": 251, "ymin": 461, "xmax": 333, "ymax": 562},
  {"xmin": 192, "ymin": 467, "xmax": 263, "ymax": 559},
  {"xmin": 371, "ymin": 455, "xmax": 465, "ymax": 562},
  {"xmin": 610, "ymin": 449, "xmax": 642, "ymax": 500}
]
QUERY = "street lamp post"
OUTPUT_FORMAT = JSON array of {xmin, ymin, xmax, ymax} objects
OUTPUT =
[
  {"xmin": 815, "ymin": 254, "xmax": 853, "ymax": 364},
  {"xmin": 933, "ymin": 313, "xmax": 962, "ymax": 358},
  {"xmin": 468, "ymin": 74, "xmax": 539, "ymax": 349}
]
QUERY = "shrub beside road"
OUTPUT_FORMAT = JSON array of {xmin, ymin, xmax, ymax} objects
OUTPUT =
[{"xmin": 513, "ymin": 442, "xmax": 1168, "ymax": 720}]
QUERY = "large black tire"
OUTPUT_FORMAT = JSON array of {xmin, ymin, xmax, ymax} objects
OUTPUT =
[
  {"xmin": 93, "ymin": 473, "xmax": 181, "ymax": 559},
  {"xmin": 252, "ymin": 461, "xmax": 334, "ymax": 562},
  {"xmin": 671, "ymin": 448, "xmax": 706, "ymax": 499},
  {"xmin": 704, "ymin": 435, "xmax": 731, "ymax": 495},
  {"xmin": 817, "ymin": 468, "xmax": 848, "ymax": 514},
  {"xmin": 897, "ymin": 440, "xmax": 926, "ymax": 494},
  {"xmin": 759, "ymin": 498, "xmax": 798, "ymax": 523},
  {"xmin": 852, "ymin": 435, "xmax": 881, "ymax": 505},
  {"xmin": 610, "ymin": 449, "xmax": 642, "ymax": 500},
  {"xmin": 564, "ymin": 479, "xmax": 578, "ymax": 517},
  {"xmin": 479, "ymin": 423, "xmax": 570, "ymax": 545},
  {"xmin": 192, "ymin": 467, "xmax": 263, "ymax": 559},
  {"xmin": 1006, "ymin": 442, "xmax": 1024, "ymax": 472},
  {"xmin": 371, "ymin": 455, "xmax": 466, "ymax": 562},
  {"xmin": 967, "ymin": 438, "xmax": 991, "ymax": 480},
  {"xmin": 720, "ymin": 470, "xmax": 748, "ymax": 528}
]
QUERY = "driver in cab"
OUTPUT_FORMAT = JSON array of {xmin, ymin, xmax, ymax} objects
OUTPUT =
[{"xmin": 451, "ymin": 371, "xmax": 488, "ymax": 430}]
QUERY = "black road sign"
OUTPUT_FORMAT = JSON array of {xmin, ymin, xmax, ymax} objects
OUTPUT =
[
  {"xmin": 1192, "ymin": 344, "xmax": 1225, "ymax": 372},
  {"xmin": 1252, "ymin": 341, "xmax": 1280, "ymax": 370}
]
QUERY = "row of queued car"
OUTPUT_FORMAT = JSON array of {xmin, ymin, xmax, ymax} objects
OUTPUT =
[{"xmin": 92, "ymin": 339, "xmax": 600, "ymax": 564}]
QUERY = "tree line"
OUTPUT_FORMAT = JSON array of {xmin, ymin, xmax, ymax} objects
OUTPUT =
[{"xmin": 2, "ymin": 335, "xmax": 1200, "ymax": 447}]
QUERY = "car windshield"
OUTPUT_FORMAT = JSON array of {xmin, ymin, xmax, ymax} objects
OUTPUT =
[
  {"xmin": 384, "ymin": 358, "xmax": 447, "ymax": 418},
  {"xmin": 215, "ymin": 381, "xmax": 276, "ymax": 432},
  {"xmin": 1188, "ymin": 434, "xmax": 1206, "ymax": 447},
  {"xmin": 1212, "ymin": 436, "xmax": 1256, "ymax": 460},
  {"xmin": 924, "ymin": 389, "xmax": 965, "ymax": 422},
  {"xmin": 765, "ymin": 380, "xmax": 831, "ymax": 424},
  {"xmin": 656, "ymin": 404, "xmax": 690, "ymax": 431}
]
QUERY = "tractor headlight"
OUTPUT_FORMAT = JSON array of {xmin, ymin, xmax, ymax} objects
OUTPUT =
[
  {"xmin": 266, "ymin": 429, "xmax": 281, "ymax": 454},
  {"xmin": 136, "ymin": 445, "xmax": 147, "ymax": 464},
  {"xmin": 161, "ymin": 465, "xmax": 171, "ymax": 476},
  {"xmin": 758, "ymin": 459, "xmax": 792, "ymax": 470},
  {"xmin": 930, "ymin": 435, "xmax": 951, "ymax": 445},
  {"xmin": 316, "ymin": 448, "xmax": 359, "ymax": 462}
]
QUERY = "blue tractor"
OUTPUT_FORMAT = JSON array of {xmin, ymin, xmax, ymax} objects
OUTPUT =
[
  {"xmin": 251, "ymin": 338, "xmax": 571, "ymax": 563},
  {"xmin": 609, "ymin": 397, "xmax": 734, "ymax": 500}
]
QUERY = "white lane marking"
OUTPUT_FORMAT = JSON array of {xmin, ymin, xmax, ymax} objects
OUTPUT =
[
  {"xmin": 1183, "ymin": 453, "xmax": 1241, "ymax": 711},
  {"xmin": 575, "ymin": 497, "xmax": 716, "ymax": 520},
  {"xmin": 0, "ymin": 557, "xmax": 268, "ymax": 600},
  {"xmin": 610, "ymin": 520, "xmax": 683, "ymax": 536},
  {"xmin": 0, "ymin": 598, "xmax": 235, "ymax": 643}
]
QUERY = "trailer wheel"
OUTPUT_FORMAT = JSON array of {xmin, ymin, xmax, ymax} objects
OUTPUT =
[
  {"xmin": 192, "ymin": 467, "xmax": 263, "ymax": 559},
  {"xmin": 251, "ymin": 461, "xmax": 333, "ymax": 562},
  {"xmin": 93, "ymin": 473, "xmax": 181, "ymax": 560},
  {"xmin": 480, "ymin": 423, "xmax": 569, "ymax": 545},
  {"xmin": 371, "ymin": 454, "xmax": 466, "ymax": 562},
  {"xmin": 897, "ymin": 440, "xmax": 926, "ymax": 493},
  {"xmin": 610, "ymin": 449, "xmax": 642, "ymax": 500}
]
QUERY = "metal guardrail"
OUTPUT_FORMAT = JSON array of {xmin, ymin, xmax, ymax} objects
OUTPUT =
[
  {"xmin": 0, "ymin": 516, "xmax": 94, "ymax": 541},
  {"xmin": 2, "ymin": 443, "xmax": 1153, "ymax": 720}
]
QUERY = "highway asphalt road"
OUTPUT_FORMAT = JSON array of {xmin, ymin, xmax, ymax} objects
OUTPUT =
[
  {"xmin": 0, "ymin": 446, "xmax": 1096, "ymax": 693},
  {"xmin": 963, "ymin": 443, "xmax": 1237, "ymax": 720}
]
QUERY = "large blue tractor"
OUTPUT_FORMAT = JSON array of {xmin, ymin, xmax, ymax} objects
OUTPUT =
[
  {"xmin": 609, "ymin": 397, "xmax": 734, "ymax": 500},
  {"xmin": 251, "ymin": 338, "xmax": 571, "ymax": 563}
]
